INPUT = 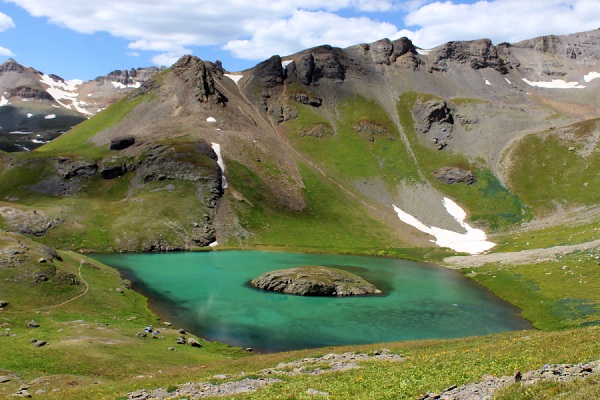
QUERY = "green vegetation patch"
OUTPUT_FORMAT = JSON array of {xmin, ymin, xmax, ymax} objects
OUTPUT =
[
  {"xmin": 397, "ymin": 91, "xmax": 526, "ymax": 228},
  {"xmin": 505, "ymin": 121, "xmax": 600, "ymax": 215},
  {"xmin": 226, "ymin": 159, "xmax": 407, "ymax": 252},
  {"xmin": 465, "ymin": 249, "xmax": 600, "ymax": 330},
  {"xmin": 285, "ymin": 95, "xmax": 421, "ymax": 189},
  {"xmin": 36, "ymin": 93, "xmax": 149, "ymax": 159}
]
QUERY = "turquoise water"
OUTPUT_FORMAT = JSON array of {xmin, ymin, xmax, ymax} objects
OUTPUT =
[{"xmin": 93, "ymin": 251, "xmax": 531, "ymax": 352}]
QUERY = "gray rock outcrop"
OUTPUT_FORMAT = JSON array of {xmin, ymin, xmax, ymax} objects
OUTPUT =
[
  {"xmin": 430, "ymin": 39, "xmax": 509, "ymax": 73},
  {"xmin": 251, "ymin": 266, "xmax": 381, "ymax": 296},
  {"xmin": 433, "ymin": 167, "xmax": 477, "ymax": 185}
]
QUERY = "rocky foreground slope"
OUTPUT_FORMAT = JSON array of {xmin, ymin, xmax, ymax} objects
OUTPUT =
[{"xmin": 0, "ymin": 29, "xmax": 598, "ymax": 254}]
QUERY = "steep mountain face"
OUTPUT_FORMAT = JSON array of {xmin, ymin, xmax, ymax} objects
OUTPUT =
[
  {"xmin": 0, "ymin": 59, "xmax": 159, "ymax": 151},
  {"xmin": 0, "ymin": 29, "xmax": 598, "ymax": 254}
]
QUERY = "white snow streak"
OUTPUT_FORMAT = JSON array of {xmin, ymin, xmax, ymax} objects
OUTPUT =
[
  {"xmin": 211, "ymin": 142, "xmax": 228, "ymax": 189},
  {"xmin": 393, "ymin": 198, "xmax": 496, "ymax": 255},
  {"xmin": 522, "ymin": 78, "xmax": 585, "ymax": 89},
  {"xmin": 209, "ymin": 241, "xmax": 219, "ymax": 247},
  {"xmin": 485, "ymin": 79, "xmax": 491, "ymax": 86},
  {"xmin": 45, "ymin": 114, "xmax": 56, "ymax": 119},
  {"xmin": 416, "ymin": 48, "xmax": 431, "ymax": 55},
  {"xmin": 281, "ymin": 60, "xmax": 293, "ymax": 69},
  {"xmin": 583, "ymin": 72, "xmax": 600, "ymax": 82},
  {"xmin": 0, "ymin": 96, "xmax": 8, "ymax": 106},
  {"xmin": 206, "ymin": 117, "xmax": 217, "ymax": 123},
  {"xmin": 224, "ymin": 73, "xmax": 243, "ymax": 85},
  {"xmin": 111, "ymin": 81, "xmax": 141, "ymax": 89},
  {"xmin": 505, "ymin": 78, "xmax": 511, "ymax": 84},
  {"xmin": 27, "ymin": 113, "xmax": 33, "ymax": 118}
]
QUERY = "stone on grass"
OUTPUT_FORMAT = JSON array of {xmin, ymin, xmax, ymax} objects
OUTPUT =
[
  {"xmin": 27, "ymin": 320, "xmax": 39, "ymax": 328},
  {"xmin": 188, "ymin": 337, "xmax": 202, "ymax": 347},
  {"xmin": 33, "ymin": 340, "xmax": 47, "ymax": 347},
  {"xmin": 307, "ymin": 388, "xmax": 330, "ymax": 396},
  {"xmin": 176, "ymin": 336, "xmax": 186, "ymax": 345}
]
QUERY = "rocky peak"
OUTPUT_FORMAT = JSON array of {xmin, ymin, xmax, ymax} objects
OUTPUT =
[
  {"xmin": 253, "ymin": 55, "xmax": 285, "ymax": 88},
  {"xmin": 287, "ymin": 45, "xmax": 346, "ymax": 85},
  {"xmin": 430, "ymin": 38, "xmax": 509, "ymax": 74},
  {"xmin": 513, "ymin": 29, "xmax": 600, "ymax": 63},
  {"xmin": 0, "ymin": 58, "xmax": 27, "ymax": 74},
  {"xmin": 172, "ymin": 55, "xmax": 227, "ymax": 105},
  {"xmin": 366, "ymin": 37, "xmax": 417, "ymax": 65}
]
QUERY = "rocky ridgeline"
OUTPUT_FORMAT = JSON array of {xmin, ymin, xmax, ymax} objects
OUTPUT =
[
  {"xmin": 419, "ymin": 359, "xmax": 600, "ymax": 400},
  {"xmin": 251, "ymin": 266, "xmax": 381, "ymax": 296}
]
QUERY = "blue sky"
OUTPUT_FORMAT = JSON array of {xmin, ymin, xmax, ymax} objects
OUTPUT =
[{"xmin": 0, "ymin": 0, "xmax": 599, "ymax": 81}]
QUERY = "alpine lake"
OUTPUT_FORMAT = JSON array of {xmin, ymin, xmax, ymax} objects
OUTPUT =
[{"xmin": 92, "ymin": 251, "xmax": 532, "ymax": 353}]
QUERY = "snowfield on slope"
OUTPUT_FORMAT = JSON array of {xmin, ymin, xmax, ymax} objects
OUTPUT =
[{"xmin": 393, "ymin": 198, "xmax": 496, "ymax": 255}]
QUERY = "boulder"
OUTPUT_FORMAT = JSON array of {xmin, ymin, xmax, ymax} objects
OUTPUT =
[
  {"xmin": 27, "ymin": 320, "xmax": 40, "ymax": 328},
  {"xmin": 0, "ymin": 300, "xmax": 8, "ymax": 308},
  {"xmin": 109, "ymin": 137, "xmax": 135, "ymax": 151},
  {"xmin": 433, "ymin": 167, "xmax": 477, "ymax": 185},
  {"xmin": 176, "ymin": 336, "xmax": 186, "ymax": 344},
  {"xmin": 33, "ymin": 340, "xmax": 47, "ymax": 347},
  {"xmin": 187, "ymin": 337, "xmax": 202, "ymax": 347},
  {"xmin": 251, "ymin": 266, "xmax": 381, "ymax": 296}
]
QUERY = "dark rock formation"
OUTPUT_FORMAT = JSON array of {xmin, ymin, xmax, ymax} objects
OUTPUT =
[
  {"xmin": 55, "ymin": 157, "xmax": 98, "ymax": 180},
  {"xmin": 412, "ymin": 99, "xmax": 454, "ymax": 149},
  {"xmin": 430, "ymin": 39, "xmax": 509, "ymax": 73},
  {"xmin": 172, "ymin": 55, "xmax": 227, "ymax": 105},
  {"xmin": 254, "ymin": 55, "xmax": 285, "ymax": 88},
  {"xmin": 110, "ymin": 137, "xmax": 135, "ymax": 150},
  {"xmin": 368, "ymin": 37, "xmax": 418, "ymax": 65},
  {"xmin": 433, "ymin": 166, "xmax": 477, "ymax": 185},
  {"xmin": 289, "ymin": 93, "xmax": 322, "ymax": 107},
  {"xmin": 6, "ymin": 86, "xmax": 54, "ymax": 101},
  {"xmin": 289, "ymin": 46, "xmax": 347, "ymax": 84},
  {"xmin": 269, "ymin": 102, "xmax": 298, "ymax": 124},
  {"xmin": 251, "ymin": 266, "xmax": 381, "ymax": 296},
  {"xmin": 0, "ymin": 58, "xmax": 27, "ymax": 74},
  {"xmin": 99, "ymin": 163, "xmax": 127, "ymax": 179}
]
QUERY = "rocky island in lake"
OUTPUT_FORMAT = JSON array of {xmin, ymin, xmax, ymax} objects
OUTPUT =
[{"xmin": 251, "ymin": 266, "xmax": 382, "ymax": 296}]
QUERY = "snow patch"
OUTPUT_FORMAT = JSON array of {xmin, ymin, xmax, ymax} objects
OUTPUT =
[
  {"xmin": 9, "ymin": 131, "xmax": 33, "ymax": 134},
  {"xmin": 583, "ymin": 72, "xmax": 600, "ymax": 82},
  {"xmin": 505, "ymin": 78, "xmax": 511, "ymax": 84},
  {"xmin": 416, "ymin": 48, "xmax": 431, "ymax": 55},
  {"xmin": 32, "ymin": 139, "xmax": 46, "ymax": 144},
  {"xmin": 209, "ymin": 241, "xmax": 219, "ymax": 247},
  {"xmin": 281, "ymin": 60, "xmax": 293, "ymax": 69},
  {"xmin": 224, "ymin": 73, "xmax": 243, "ymax": 85},
  {"xmin": 111, "ymin": 81, "xmax": 141, "ymax": 89},
  {"xmin": 392, "ymin": 198, "xmax": 496, "ymax": 255},
  {"xmin": 211, "ymin": 142, "xmax": 228, "ymax": 189},
  {"xmin": 485, "ymin": 79, "xmax": 491, "ymax": 86},
  {"xmin": 522, "ymin": 78, "xmax": 585, "ymax": 89},
  {"xmin": 0, "ymin": 96, "xmax": 9, "ymax": 106},
  {"xmin": 27, "ymin": 113, "xmax": 33, "ymax": 118},
  {"xmin": 87, "ymin": 93, "xmax": 93, "ymax": 96},
  {"xmin": 21, "ymin": 98, "xmax": 28, "ymax": 102},
  {"xmin": 206, "ymin": 117, "xmax": 217, "ymax": 123},
  {"xmin": 45, "ymin": 114, "xmax": 56, "ymax": 119}
]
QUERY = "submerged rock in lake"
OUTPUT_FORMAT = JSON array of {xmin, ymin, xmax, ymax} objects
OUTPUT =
[{"xmin": 251, "ymin": 266, "xmax": 382, "ymax": 296}]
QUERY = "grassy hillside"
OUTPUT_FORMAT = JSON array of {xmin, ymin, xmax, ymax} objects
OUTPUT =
[
  {"xmin": 504, "ymin": 119, "xmax": 600, "ymax": 215},
  {"xmin": 397, "ymin": 91, "xmax": 527, "ymax": 229}
]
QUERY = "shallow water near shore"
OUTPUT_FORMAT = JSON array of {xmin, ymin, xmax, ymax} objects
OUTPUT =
[{"xmin": 93, "ymin": 250, "xmax": 532, "ymax": 352}]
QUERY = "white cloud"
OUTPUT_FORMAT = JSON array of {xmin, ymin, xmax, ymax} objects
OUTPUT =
[
  {"xmin": 0, "ymin": 12, "xmax": 15, "ymax": 31},
  {"xmin": 403, "ymin": 0, "xmax": 600, "ymax": 49},
  {"xmin": 224, "ymin": 10, "xmax": 400, "ymax": 59},
  {"xmin": 0, "ymin": 46, "xmax": 15, "ymax": 57},
  {"xmin": 5, "ymin": 0, "xmax": 600, "ymax": 66}
]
